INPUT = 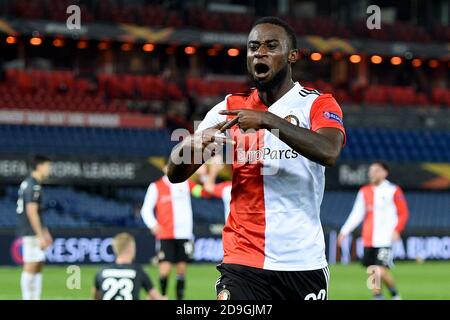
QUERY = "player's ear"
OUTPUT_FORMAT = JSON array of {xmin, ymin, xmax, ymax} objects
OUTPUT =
[{"xmin": 288, "ymin": 49, "xmax": 298, "ymax": 64}]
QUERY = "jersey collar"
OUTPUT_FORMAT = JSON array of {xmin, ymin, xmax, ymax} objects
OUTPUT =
[
  {"xmin": 374, "ymin": 179, "xmax": 390, "ymax": 189},
  {"xmin": 251, "ymin": 81, "xmax": 302, "ymax": 110}
]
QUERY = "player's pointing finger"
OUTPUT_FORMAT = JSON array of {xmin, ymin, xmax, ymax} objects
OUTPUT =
[
  {"xmin": 218, "ymin": 109, "xmax": 241, "ymax": 115},
  {"xmin": 219, "ymin": 117, "xmax": 239, "ymax": 132}
]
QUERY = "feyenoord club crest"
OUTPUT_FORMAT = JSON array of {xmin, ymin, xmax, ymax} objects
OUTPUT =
[
  {"xmin": 284, "ymin": 114, "xmax": 300, "ymax": 126},
  {"xmin": 217, "ymin": 288, "xmax": 231, "ymax": 300}
]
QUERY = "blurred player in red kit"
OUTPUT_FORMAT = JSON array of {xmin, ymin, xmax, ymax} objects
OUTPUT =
[
  {"xmin": 338, "ymin": 161, "xmax": 410, "ymax": 300},
  {"xmin": 141, "ymin": 165, "xmax": 209, "ymax": 299}
]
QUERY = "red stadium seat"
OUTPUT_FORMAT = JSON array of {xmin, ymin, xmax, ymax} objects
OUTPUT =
[{"xmin": 1, "ymin": 68, "xmax": 446, "ymax": 114}]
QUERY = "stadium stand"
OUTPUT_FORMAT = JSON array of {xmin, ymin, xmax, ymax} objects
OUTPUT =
[
  {"xmin": 0, "ymin": 125, "xmax": 448, "ymax": 162},
  {"xmin": 1, "ymin": 185, "xmax": 140, "ymax": 227},
  {"xmin": 0, "ymin": 125, "xmax": 173, "ymax": 157},
  {"xmin": 342, "ymin": 128, "xmax": 450, "ymax": 162},
  {"xmin": 1, "ymin": 186, "xmax": 449, "ymax": 234},
  {"xmin": 0, "ymin": 185, "xmax": 224, "ymax": 228},
  {"xmin": 4, "ymin": 1, "xmax": 450, "ymax": 41},
  {"xmin": 0, "ymin": 0, "xmax": 448, "ymax": 269},
  {"xmin": 1, "ymin": 69, "xmax": 449, "ymax": 109}
]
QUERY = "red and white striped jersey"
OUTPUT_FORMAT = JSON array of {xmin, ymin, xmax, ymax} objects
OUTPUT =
[
  {"xmin": 141, "ymin": 176, "xmax": 203, "ymax": 240},
  {"xmin": 197, "ymin": 82, "xmax": 346, "ymax": 271},
  {"xmin": 340, "ymin": 180, "xmax": 410, "ymax": 248}
]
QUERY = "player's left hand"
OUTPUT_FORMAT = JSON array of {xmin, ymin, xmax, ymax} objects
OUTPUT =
[{"xmin": 219, "ymin": 109, "xmax": 273, "ymax": 131}]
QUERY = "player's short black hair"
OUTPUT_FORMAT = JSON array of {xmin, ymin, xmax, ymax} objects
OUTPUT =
[
  {"xmin": 252, "ymin": 16, "xmax": 297, "ymax": 50},
  {"xmin": 30, "ymin": 155, "xmax": 51, "ymax": 170},
  {"xmin": 372, "ymin": 161, "xmax": 390, "ymax": 174}
]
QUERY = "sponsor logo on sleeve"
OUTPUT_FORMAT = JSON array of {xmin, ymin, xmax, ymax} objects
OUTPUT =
[{"xmin": 323, "ymin": 111, "xmax": 343, "ymax": 125}]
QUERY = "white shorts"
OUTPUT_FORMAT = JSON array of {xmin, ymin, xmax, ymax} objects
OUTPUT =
[{"xmin": 22, "ymin": 236, "xmax": 46, "ymax": 263}]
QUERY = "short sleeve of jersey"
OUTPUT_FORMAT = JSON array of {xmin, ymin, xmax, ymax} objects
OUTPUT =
[
  {"xmin": 195, "ymin": 98, "xmax": 228, "ymax": 132},
  {"xmin": 138, "ymin": 266, "xmax": 154, "ymax": 292},
  {"xmin": 310, "ymin": 94, "xmax": 346, "ymax": 144},
  {"xmin": 23, "ymin": 183, "xmax": 41, "ymax": 204}
]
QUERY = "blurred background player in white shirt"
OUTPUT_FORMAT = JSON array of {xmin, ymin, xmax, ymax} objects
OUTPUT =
[
  {"xmin": 141, "ymin": 164, "xmax": 209, "ymax": 299},
  {"xmin": 338, "ymin": 162, "xmax": 410, "ymax": 300}
]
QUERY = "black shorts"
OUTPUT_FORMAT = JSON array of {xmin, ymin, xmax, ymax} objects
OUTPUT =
[
  {"xmin": 157, "ymin": 239, "xmax": 193, "ymax": 263},
  {"xmin": 215, "ymin": 263, "xmax": 329, "ymax": 300},
  {"xmin": 362, "ymin": 247, "xmax": 393, "ymax": 268}
]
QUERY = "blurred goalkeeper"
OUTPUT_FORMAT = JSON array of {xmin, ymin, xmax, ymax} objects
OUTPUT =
[{"xmin": 338, "ymin": 161, "xmax": 410, "ymax": 300}]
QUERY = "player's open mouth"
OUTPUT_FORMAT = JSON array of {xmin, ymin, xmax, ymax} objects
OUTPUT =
[{"xmin": 254, "ymin": 63, "xmax": 271, "ymax": 79}]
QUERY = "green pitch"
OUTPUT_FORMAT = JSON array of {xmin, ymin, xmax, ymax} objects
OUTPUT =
[{"xmin": 0, "ymin": 261, "xmax": 449, "ymax": 300}]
